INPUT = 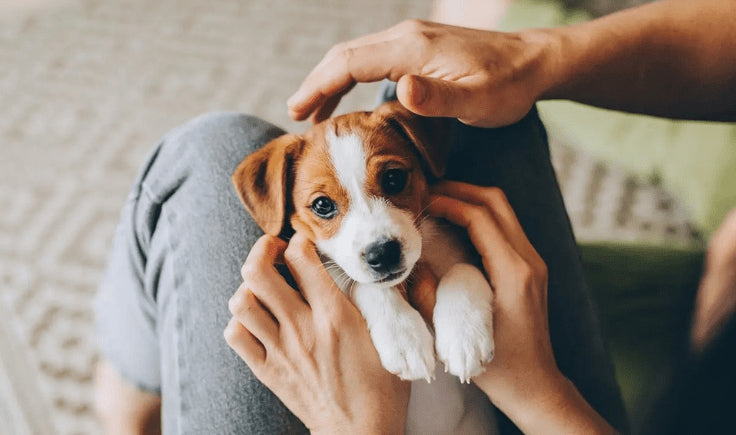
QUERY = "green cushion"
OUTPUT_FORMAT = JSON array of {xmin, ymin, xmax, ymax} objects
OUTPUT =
[
  {"xmin": 500, "ymin": 0, "xmax": 736, "ymax": 237},
  {"xmin": 579, "ymin": 242, "xmax": 703, "ymax": 426}
]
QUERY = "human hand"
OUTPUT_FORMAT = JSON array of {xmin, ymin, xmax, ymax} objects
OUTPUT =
[
  {"xmin": 428, "ymin": 182, "xmax": 555, "ymax": 398},
  {"xmin": 224, "ymin": 233, "xmax": 410, "ymax": 434},
  {"xmin": 429, "ymin": 181, "xmax": 616, "ymax": 434},
  {"xmin": 287, "ymin": 20, "xmax": 554, "ymax": 127}
]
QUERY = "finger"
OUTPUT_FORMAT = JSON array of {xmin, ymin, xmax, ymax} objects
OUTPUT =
[
  {"xmin": 431, "ymin": 181, "xmax": 541, "ymax": 266},
  {"xmin": 283, "ymin": 232, "xmax": 342, "ymax": 311},
  {"xmin": 432, "ymin": 182, "xmax": 518, "ymax": 231},
  {"xmin": 224, "ymin": 316, "xmax": 266, "ymax": 367},
  {"xmin": 288, "ymin": 30, "xmax": 420, "ymax": 120},
  {"xmin": 428, "ymin": 194, "xmax": 523, "ymax": 284},
  {"xmin": 242, "ymin": 235, "xmax": 308, "ymax": 322},
  {"xmin": 396, "ymin": 75, "xmax": 478, "ymax": 120},
  {"xmin": 229, "ymin": 285, "xmax": 279, "ymax": 350},
  {"xmin": 242, "ymin": 235, "xmax": 289, "ymax": 279},
  {"xmin": 309, "ymin": 84, "xmax": 355, "ymax": 124}
]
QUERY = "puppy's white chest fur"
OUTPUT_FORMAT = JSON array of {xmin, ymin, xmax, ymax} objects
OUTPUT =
[
  {"xmin": 408, "ymin": 219, "xmax": 497, "ymax": 434},
  {"xmin": 327, "ymin": 220, "xmax": 498, "ymax": 434}
]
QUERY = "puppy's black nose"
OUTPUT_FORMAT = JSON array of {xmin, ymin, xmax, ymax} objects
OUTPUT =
[{"xmin": 365, "ymin": 239, "xmax": 402, "ymax": 274}]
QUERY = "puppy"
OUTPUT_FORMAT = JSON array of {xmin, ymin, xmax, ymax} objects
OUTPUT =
[{"xmin": 232, "ymin": 101, "xmax": 497, "ymax": 433}]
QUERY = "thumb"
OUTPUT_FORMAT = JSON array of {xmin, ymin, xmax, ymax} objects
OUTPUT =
[{"xmin": 396, "ymin": 74, "xmax": 475, "ymax": 119}]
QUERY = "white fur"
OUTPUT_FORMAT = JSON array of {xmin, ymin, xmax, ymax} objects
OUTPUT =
[
  {"xmin": 422, "ymin": 220, "xmax": 495, "ymax": 381},
  {"xmin": 351, "ymin": 282, "xmax": 436, "ymax": 381},
  {"xmin": 434, "ymin": 263, "xmax": 495, "ymax": 382},
  {"xmin": 412, "ymin": 220, "xmax": 498, "ymax": 433},
  {"xmin": 326, "ymin": 133, "xmax": 368, "ymax": 213}
]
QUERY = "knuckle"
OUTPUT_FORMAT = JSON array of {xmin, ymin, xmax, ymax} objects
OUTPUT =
[
  {"xmin": 283, "ymin": 241, "xmax": 302, "ymax": 265},
  {"xmin": 339, "ymin": 46, "xmax": 356, "ymax": 66},
  {"xmin": 223, "ymin": 320, "xmax": 240, "ymax": 345},
  {"xmin": 228, "ymin": 291, "xmax": 245, "ymax": 315},
  {"xmin": 535, "ymin": 258, "xmax": 549, "ymax": 283},
  {"xmin": 326, "ymin": 42, "xmax": 342, "ymax": 58},
  {"xmin": 326, "ymin": 42, "xmax": 353, "ymax": 64},
  {"xmin": 467, "ymin": 205, "xmax": 488, "ymax": 223},
  {"xmin": 240, "ymin": 263, "xmax": 261, "ymax": 284},
  {"xmin": 400, "ymin": 18, "xmax": 426, "ymax": 33},
  {"xmin": 482, "ymin": 186, "xmax": 506, "ymax": 203},
  {"xmin": 402, "ymin": 19, "xmax": 437, "ymax": 49},
  {"xmin": 512, "ymin": 260, "xmax": 535, "ymax": 286},
  {"xmin": 323, "ymin": 42, "xmax": 347, "ymax": 64}
]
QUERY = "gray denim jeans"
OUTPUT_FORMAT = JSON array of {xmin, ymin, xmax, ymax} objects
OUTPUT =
[{"xmin": 96, "ymin": 85, "xmax": 627, "ymax": 434}]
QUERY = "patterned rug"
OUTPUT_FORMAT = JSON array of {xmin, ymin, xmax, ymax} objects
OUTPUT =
[{"xmin": 0, "ymin": 0, "xmax": 699, "ymax": 433}]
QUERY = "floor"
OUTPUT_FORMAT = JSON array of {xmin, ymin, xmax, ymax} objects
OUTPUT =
[{"xmin": 0, "ymin": 0, "xmax": 698, "ymax": 433}]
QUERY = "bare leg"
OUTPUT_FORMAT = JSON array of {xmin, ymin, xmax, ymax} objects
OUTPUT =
[{"xmin": 94, "ymin": 359, "xmax": 162, "ymax": 435}]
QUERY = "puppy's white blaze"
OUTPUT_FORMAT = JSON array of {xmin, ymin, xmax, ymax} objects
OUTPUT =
[
  {"xmin": 318, "ymin": 132, "xmax": 422, "ymax": 285},
  {"xmin": 326, "ymin": 132, "xmax": 370, "ymax": 213}
]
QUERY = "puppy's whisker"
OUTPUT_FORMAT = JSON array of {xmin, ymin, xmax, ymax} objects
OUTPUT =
[{"xmin": 414, "ymin": 198, "xmax": 439, "ymax": 226}]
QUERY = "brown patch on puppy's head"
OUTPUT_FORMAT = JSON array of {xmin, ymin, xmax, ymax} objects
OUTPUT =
[{"xmin": 372, "ymin": 100, "xmax": 452, "ymax": 179}]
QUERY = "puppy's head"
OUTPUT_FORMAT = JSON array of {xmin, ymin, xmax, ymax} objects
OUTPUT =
[{"xmin": 233, "ymin": 101, "xmax": 450, "ymax": 286}]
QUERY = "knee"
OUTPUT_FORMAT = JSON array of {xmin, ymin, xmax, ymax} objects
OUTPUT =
[{"xmin": 157, "ymin": 112, "xmax": 286, "ymax": 179}]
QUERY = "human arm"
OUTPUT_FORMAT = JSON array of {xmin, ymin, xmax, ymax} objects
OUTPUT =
[
  {"xmin": 429, "ymin": 181, "xmax": 617, "ymax": 435},
  {"xmin": 223, "ymin": 233, "xmax": 409, "ymax": 434},
  {"xmin": 288, "ymin": 0, "xmax": 736, "ymax": 126},
  {"xmin": 542, "ymin": 0, "xmax": 736, "ymax": 121}
]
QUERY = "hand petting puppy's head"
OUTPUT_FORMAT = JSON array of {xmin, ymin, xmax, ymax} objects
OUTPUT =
[{"xmin": 233, "ymin": 101, "xmax": 450, "ymax": 286}]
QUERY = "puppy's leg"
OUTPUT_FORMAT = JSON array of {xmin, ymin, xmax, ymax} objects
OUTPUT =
[
  {"xmin": 434, "ymin": 263, "xmax": 495, "ymax": 383},
  {"xmin": 352, "ymin": 283, "xmax": 436, "ymax": 382}
]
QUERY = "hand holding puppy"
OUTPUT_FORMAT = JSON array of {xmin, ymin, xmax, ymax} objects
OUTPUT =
[
  {"xmin": 429, "ymin": 181, "xmax": 616, "ymax": 435},
  {"xmin": 225, "ymin": 182, "xmax": 615, "ymax": 434},
  {"xmin": 224, "ymin": 233, "xmax": 410, "ymax": 435}
]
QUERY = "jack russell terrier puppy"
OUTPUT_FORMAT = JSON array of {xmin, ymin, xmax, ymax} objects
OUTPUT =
[{"xmin": 232, "ymin": 101, "xmax": 497, "ymax": 433}]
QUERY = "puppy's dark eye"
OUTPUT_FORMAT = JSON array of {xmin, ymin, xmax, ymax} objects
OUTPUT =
[
  {"xmin": 311, "ymin": 196, "xmax": 337, "ymax": 219},
  {"xmin": 381, "ymin": 168, "xmax": 408, "ymax": 195}
]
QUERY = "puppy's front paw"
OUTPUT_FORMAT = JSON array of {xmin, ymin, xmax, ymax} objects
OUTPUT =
[
  {"xmin": 370, "ymin": 308, "xmax": 436, "ymax": 382},
  {"xmin": 434, "ymin": 263, "xmax": 495, "ymax": 383}
]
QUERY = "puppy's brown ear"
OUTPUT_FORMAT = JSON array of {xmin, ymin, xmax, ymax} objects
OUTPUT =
[
  {"xmin": 373, "ymin": 100, "xmax": 452, "ymax": 178},
  {"xmin": 232, "ymin": 134, "xmax": 303, "ymax": 236}
]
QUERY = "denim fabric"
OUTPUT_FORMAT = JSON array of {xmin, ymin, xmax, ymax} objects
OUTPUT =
[{"xmin": 96, "ymin": 86, "xmax": 627, "ymax": 433}]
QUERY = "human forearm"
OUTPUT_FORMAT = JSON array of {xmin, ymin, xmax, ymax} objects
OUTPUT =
[
  {"xmin": 476, "ymin": 369, "xmax": 617, "ymax": 435},
  {"xmin": 539, "ymin": 0, "xmax": 736, "ymax": 121}
]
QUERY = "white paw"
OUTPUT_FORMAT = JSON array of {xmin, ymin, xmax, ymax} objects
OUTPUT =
[
  {"xmin": 434, "ymin": 263, "xmax": 495, "ymax": 383},
  {"xmin": 370, "ymin": 308, "xmax": 436, "ymax": 382}
]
